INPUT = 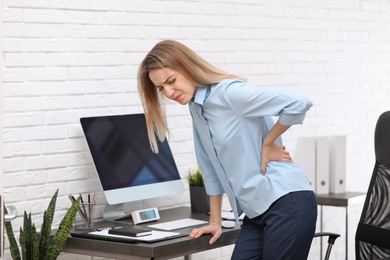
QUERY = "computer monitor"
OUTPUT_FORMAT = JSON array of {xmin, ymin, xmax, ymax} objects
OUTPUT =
[{"xmin": 80, "ymin": 113, "xmax": 184, "ymax": 221}]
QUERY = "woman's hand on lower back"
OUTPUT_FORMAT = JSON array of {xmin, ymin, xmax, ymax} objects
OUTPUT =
[{"xmin": 261, "ymin": 142, "xmax": 292, "ymax": 174}]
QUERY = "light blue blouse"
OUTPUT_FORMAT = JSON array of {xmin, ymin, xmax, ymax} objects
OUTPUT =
[{"xmin": 189, "ymin": 79, "xmax": 314, "ymax": 220}]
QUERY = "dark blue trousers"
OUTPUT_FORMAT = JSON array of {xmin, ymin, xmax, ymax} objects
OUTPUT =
[{"xmin": 231, "ymin": 191, "xmax": 317, "ymax": 260}]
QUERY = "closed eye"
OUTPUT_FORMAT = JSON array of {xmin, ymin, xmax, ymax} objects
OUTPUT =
[
  {"xmin": 169, "ymin": 78, "xmax": 175, "ymax": 84},
  {"xmin": 156, "ymin": 76, "xmax": 175, "ymax": 92}
]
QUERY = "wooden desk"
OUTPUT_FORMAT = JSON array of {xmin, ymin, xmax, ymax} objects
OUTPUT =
[
  {"xmin": 65, "ymin": 194, "xmax": 366, "ymax": 259},
  {"xmin": 62, "ymin": 207, "xmax": 240, "ymax": 260},
  {"xmin": 316, "ymin": 192, "xmax": 366, "ymax": 260}
]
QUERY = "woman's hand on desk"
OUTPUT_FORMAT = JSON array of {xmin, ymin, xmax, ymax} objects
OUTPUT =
[{"xmin": 189, "ymin": 222, "xmax": 222, "ymax": 245}]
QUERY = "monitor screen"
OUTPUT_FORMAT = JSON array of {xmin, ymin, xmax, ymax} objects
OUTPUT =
[{"xmin": 80, "ymin": 114, "xmax": 184, "ymax": 216}]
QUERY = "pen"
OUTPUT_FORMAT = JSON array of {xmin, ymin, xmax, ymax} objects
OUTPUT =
[
  {"xmin": 80, "ymin": 193, "xmax": 87, "ymax": 217},
  {"xmin": 87, "ymin": 193, "xmax": 91, "ymax": 227},
  {"xmin": 96, "ymin": 226, "xmax": 118, "ymax": 231},
  {"xmin": 91, "ymin": 192, "xmax": 96, "ymax": 204}
]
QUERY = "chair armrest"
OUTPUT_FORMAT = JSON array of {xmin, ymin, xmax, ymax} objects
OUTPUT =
[
  {"xmin": 314, "ymin": 232, "xmax": 340, "ymax": 245},
  {"xmin": 313, "ymin": 232, "xmax": 340, "ymax": 260}
]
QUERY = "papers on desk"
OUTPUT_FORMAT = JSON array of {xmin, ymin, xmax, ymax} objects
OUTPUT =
[{"xmin": 87, "ymin": 229, "xmax": 182, "ymax": 242}]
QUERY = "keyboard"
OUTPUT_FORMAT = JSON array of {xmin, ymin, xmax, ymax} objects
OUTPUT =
[{"xmin": 148, "ymin": 218, "xmax": 208, "ymax": 231}]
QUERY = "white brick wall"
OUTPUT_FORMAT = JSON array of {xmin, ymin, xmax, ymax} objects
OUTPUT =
[{"xmin": 3, "ymin": 0, "xmax": 390, "ymax": 259}]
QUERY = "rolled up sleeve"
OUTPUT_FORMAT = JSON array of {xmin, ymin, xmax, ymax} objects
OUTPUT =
[{"xmin": 223, "ymin": 80, "xmax": 313, "ymax": 126}]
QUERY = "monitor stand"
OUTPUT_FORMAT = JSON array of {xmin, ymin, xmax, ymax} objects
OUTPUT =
[{"xmin": 103, "ymin": 203, "xmax": 133, "ymax": 222}]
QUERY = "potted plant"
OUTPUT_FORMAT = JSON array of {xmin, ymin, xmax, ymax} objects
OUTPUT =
[
  {"xmin": 4, "ymin": 189, "xmax": 81, "ymax": 260},
  {"xmin": 186, "ymin": 168, "xmax": 210, "ymax": 213}
]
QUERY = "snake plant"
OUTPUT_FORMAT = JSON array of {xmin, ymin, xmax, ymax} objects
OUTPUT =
[{"xmin": 4, "ymin": 189, "xmax": 81, "ymax": 260}]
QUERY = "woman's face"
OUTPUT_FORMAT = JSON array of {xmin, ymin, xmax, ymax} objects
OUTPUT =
[{"xmin": 148, "ymin": 67, "xmax": 198, "ymax": 105}]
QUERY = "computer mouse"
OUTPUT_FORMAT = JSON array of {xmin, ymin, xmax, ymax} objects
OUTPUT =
[{"xmin": 221, "ymin": 220, "xmax": 235, "ymax": 229}]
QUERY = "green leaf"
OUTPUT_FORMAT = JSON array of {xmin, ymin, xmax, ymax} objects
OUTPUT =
[
  {"xmin": 45, "ymin": 196, "xmax": 81, "ymax": 260},
  {"xmin": 23, "ymin": 211, "xmax": 33, "ymax": 260},
  {"xmin": 39, "ymin": 189, "xmax": 58, "ymax": 259},
  {"xmin": 19, "ymin": 227, "xmax": 26, "ymax": 260},
  {"xmin": 4, "ymin": 206, "xmax": 21, "ymax": 260},
  {"xmin": 31, "ymin": 224, "xmax": 39, "ymax": 260}
]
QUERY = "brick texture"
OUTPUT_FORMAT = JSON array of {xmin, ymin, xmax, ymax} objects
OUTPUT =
[{"xmin": 3, "ymin": 0, "xmax": 390, "ymax": 259}]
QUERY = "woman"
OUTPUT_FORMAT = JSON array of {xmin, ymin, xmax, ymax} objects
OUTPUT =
[{"xmin": 138, "ymin": 40, "xmax": 317, "ymax": 260}]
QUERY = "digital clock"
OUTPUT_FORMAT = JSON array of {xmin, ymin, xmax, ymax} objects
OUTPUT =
[{"xmin": 131, "ymin": 207, "xmax": 160, "ymax": 224}]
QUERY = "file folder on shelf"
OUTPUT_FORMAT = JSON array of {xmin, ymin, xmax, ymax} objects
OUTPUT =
[
  {"xmin": 294, "ymin": 137, "xmax": 316, "ymax": 192},
  {"xmin": 329, "ymin": 135, "xmax": 346, "ymax": 193},
  {"xmin": 315, "ymin": 136, "xmax": 330, "ymax": 194}
]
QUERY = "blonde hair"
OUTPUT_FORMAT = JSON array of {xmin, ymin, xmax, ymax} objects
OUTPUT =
[{"xmin": 137, "ymin": 40, "xmax": 245, "ymax": 152}]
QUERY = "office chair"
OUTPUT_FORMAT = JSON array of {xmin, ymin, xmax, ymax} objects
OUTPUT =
[{"xmin": 355, "ymin": 111, "xmax": 390, "ymax": 260}]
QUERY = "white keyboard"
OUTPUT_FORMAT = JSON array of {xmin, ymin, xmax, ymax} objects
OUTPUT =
[{"xmin": 148, "ymin": 218, "xmax": 208, "ymax": 231}]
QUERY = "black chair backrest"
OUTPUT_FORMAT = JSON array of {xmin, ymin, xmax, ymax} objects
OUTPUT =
[
  {"xmin": 375, "ymin": 111, "xmax": 390, "ymax": 167},
  {"xmin": 355, "ymin": 111, "xmax": 390, "ymax": 260}
]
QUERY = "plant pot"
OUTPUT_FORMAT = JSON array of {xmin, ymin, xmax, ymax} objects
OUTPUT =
[{"xmin": 189, "ymin": 186, "xmax": 210, "ymax": 213}]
